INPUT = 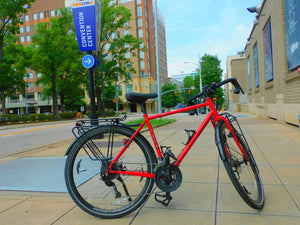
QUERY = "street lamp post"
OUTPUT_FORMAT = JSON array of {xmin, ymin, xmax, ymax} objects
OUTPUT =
[{"xmin": 184, "ymin": 55, "xmax": 206, "ymax": 114}]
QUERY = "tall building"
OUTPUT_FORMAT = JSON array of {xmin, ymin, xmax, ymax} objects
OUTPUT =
[
  {"xmin": 226, "ymin": 0, "xmax": 300, "ymax": 126},
  {"xmin": 1, "ymin": 0, "xmax": 168, "ymax": 115}
]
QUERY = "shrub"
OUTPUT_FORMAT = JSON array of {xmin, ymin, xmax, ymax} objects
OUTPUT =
[{"xmin": 59, "ymin": 112, "xmax": 76, "ymax": 119}]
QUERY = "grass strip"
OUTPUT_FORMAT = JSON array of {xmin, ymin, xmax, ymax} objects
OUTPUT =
[{"xmin": 125, "ymin": 118, "xmax": 176, "ymax": 129}]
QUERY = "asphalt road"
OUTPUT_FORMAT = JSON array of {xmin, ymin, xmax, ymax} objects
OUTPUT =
[{"xmin": 0, "ymin": 121, "xmax": 76, "ymax": 157}]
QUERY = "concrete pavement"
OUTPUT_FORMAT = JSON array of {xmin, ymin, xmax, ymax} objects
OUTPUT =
[{"xmin": 0, "ymin": 113, "xmax": 300, "ymax": 224}]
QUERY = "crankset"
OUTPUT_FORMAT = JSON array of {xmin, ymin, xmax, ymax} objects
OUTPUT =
[{"xmin": 154, "ymin": 164, "xmax": 182, "ymax": 192}]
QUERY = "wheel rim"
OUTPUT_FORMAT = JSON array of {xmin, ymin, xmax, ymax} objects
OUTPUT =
[
  {"xmin": 66, "ymin": 128, "xmax": 154, "ymax": 216},
  {"xmin": 223, "ymin": 127, "xmax": 260, "ymax": 202}
]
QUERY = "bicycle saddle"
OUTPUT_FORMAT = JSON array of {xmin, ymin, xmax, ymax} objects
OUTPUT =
[{"xmin": 125, "ymin": 92, "xmax": 157, "ymax": 104}]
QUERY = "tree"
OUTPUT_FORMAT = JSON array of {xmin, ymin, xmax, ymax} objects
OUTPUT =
[
  {"xmin": 200, "ymin": 54, "xmax": 224, "ymax": 109},
  {"xmin": 0, "ymin": 34, "xmax": 29, "ymax": 114},
  {"xmin": 0, "ymin": 0, "xmax": 35, "ymax": 114},
  {"xmin": 161, "ymin": 82, "xmax": 181, "ymax": 109},
  {"xmin": 30, "ymin": 9, "xmax": 83, "ymax": 119},
  {"xmin": 183, "ymin": 76, "xmax": 197, "ymax": 104},
  {"xmin": 0, "ymin": 0, "xmax": 35, "ymax": 65},
  {"xmin": 95, "ymin": 0, "xmax": 142, "ymax": 113}
]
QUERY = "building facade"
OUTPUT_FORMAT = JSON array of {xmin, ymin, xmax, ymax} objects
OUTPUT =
[
  {"xmin": 1, "ymin": 0, "xmax": 168, "ymax": 115},
  {"xmin": 226, "ymin": 0, "xmax": 300, "ymax": 127}
]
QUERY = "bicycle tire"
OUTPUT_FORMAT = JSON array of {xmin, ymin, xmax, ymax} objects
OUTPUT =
[
  {"xmin": 216, "ymin": 120, "xmax": 265, "ymax": 209},
  {"xmin": 65, "ymin": 125, "xmax": 156, "ymax": 219}
]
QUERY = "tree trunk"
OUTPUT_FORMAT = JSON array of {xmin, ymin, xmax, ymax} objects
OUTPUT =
[
  {"xmin": 60, "ymin": 92, "xmax": 65, "ymax": 113},
  {"xmin": 1, "ymin": 89, "xmax": 6, "ymax": 115},
  {"xmin": 51, "ymin": 68, "xmax": 60, "ymax": 119}
]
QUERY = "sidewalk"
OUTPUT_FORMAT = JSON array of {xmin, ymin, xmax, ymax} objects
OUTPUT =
[{"xmin": 0, "ymin": 113, "xmax": 300, "ymax": 224}]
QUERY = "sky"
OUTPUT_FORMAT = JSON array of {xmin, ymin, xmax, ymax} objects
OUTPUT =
[{"xmin": 156, "ymin": 0, "xmax": 263, "ymax": 77}]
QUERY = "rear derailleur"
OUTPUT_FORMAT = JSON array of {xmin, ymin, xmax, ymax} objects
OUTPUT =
[{"xmin": 154, "ymin": 146, "xmax": 182, "ymax": 206}]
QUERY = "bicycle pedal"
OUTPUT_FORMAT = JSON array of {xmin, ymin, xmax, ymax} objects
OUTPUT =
[{"xmin": 154, "ymin": 192, "xmax": 172, "ymax": 206}]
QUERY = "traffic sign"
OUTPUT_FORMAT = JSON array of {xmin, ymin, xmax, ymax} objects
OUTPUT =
[
  {"xmin": 82, "ymin": 54, "xmax": 95, "ymax": 68},
  {"xmin": 72, "ymin": 1, "xmax": 97, "ymax": 52}
]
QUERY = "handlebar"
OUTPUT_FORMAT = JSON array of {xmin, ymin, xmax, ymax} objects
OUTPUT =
[{"xmin": 187, "ymin": 77, "xmax": 244, "ymax": 105}]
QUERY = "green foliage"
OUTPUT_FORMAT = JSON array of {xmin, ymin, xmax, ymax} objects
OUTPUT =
[
  {"xmin": 30, "ymin": 8, "xmax": 83, "ymax": 119},
  {"xmin": 161, "ymin": 83, "xmax": 181, "ymax": 109},
  {"xmin": 183, "ymin": 54, "xmax": 224, "ymax": 109},
  {"xmin": 200, "ymin": 54, "xmax": 224, "ymax": 109},
  {"xmin": 0, "ymin": 34, "xmax": 30, "ymax": 114},
  {"xmin": 0, "ymin": 112, "xmax": 76, "ymax": 124},
  {"xmin": 94, "ymin": 0, "xmax": 142, "ymax": 111}
]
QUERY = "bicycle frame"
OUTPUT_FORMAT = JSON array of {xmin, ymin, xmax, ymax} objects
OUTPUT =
[{"xmin": 109, "ymin": 97, "xmax": 247, "ymax": 179}]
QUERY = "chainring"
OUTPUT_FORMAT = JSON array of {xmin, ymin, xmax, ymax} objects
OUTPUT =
[{"xmin": 154, "ymin": 165, "xmax": 182, "ymax": 192}]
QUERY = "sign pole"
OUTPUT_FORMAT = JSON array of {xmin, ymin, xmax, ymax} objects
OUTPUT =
[
  {"xmin": 87, "ymin": 51, "xmax": 98, "ymax": 123},
  {"xmin": 72, "ymin": 0, "xmax": 101, "ymax": 124}
]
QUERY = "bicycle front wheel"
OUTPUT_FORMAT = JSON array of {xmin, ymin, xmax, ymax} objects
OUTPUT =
[
  {"xmin": 65, "ymin": 125, "xmax": 156, "ymax": 219},
  {"xmin": 216, "ymin": 120, "xmax": 264, "ymax": 209}
]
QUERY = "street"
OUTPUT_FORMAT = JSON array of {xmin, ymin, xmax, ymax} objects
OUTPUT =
[{"xmin": 0, "ymin": 121, "xmax": 75, "ymax": 157}]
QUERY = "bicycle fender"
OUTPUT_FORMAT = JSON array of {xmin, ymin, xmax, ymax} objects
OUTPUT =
[
  {"xmin": 65, "ymin": 138, "xmax": 78, "ymax": 156},
  {"xmin": 215, "ymin": 121, "xmax": 226, "ymax": 161}
]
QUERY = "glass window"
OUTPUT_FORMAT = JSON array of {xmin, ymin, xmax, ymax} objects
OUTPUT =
[
  {"xmin": 124, "ymin": 43, "xmax": 130, "ymax": 48},
  {"xmin": 105, "ymin": 43, "xmax": 110, "ymax": 50},
  {"xmin": 139, "ymin": 42, "xmax": 144, "ymax": 48},
  {"xmin": 37, "ymin": 73, "xmax": 42, "ymax": 78},
  {"xmin": 26, "ymin": 26, "xmax": 30, "ymax": 32},
  {"xmin": 33, "ymin": 13, "xmax": 38, "ymax": 20},
  {"xmin": 106, "ymin": 54, "xmax": 111, "ymax": 60},
  {"xmin": 57, "ymin": 9, "xmax": 62, "ymax": 16},
  {"xmin": 137, "ymin": 0, "xmax": 141, "ymax": 4},
  {"xmin": 20, "ymin": 36, "xmax": 24, "ymax": 43},
  {"xmin": 253, "ymin": 43, "xmax": 260, "ymax": 87},
  {"xmin": 126, "ymin": 85, "xmax": 133, "ymax": 93},
  {"xmin": 38, "ymin": 92, "xmax": 42, "ymax": 100},
  {"xmin": 39, "ymin": 12, "xmax": 44, "ymax": 19},
  {"xmin": 26, "ymin": 35, "xmax": 31, "ymax": 42},
  {"xmin": 247, "ymin": 56, "xmax": 252, "ymax": 90},
  {"xmin": 138, "ymin": 29, "xmax": 143, "ymax": 38},
  {"xmin": 140, "ymin": 60, "xmax": 145, "ymax": 69},
  {"xmin": 122, "ymin": 0, "xmax": 127, "ymax": 4},
  {"xmin": 137, "ymin": 6, "xmax": 142, "ymax": 17},
  {"xmin": 263, "ymin": 20, "xmax": 274, "ymax": 82},
  {"xmin": 28, "ymin": 82, "xmax": 34, "ymax": 89},
  {"xmin": 123, "ymin": 22, "xmax": 129, "ymax": 27},
  {"xmin": 50, "ymin": 10, "xmax": 55, "ymax": 17},
  {"xmin": 125, "ymin": 51, "xmax": 130, "ymax": 59},
  {"xmin": 123, "ymin": 30, "xmax": 129, "ymax": 36},
  {"xmin": 28, "ymin": 72, "xmax": 33, "ymax": 79},
  {"xmin": 138, "ymin": 18, "xmax": 143, "ymax": 27},
  {"xmin": 127, "ymin": 72, "xmax": 131, "ymax": 78},
  {"xmin": 112, "ymin": 32, "xmax": 117, "ymax": 39},
  {"xmin": 140, "ymin": 50, "xmax": 144, "ymax": 59},
  {"xmin": 25, "ymin": 15, "xmax": 29, "ymax": 22},
  {"xmin": 20, "ymin": 27, "xmax": 24, "ymax": 33}
]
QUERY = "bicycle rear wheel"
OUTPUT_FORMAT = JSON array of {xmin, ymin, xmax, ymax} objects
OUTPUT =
[
  {"xmin": 216, "ymin": 120, "xmax": 264, "ymax": 209},
  {"xmin": 65, "ymin": 125, "xmax": 156, "ymax": 219}
]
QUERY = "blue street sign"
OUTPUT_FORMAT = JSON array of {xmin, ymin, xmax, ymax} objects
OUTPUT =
[
  {"xmin": 72, "ymin": 1, "xmax": 97, "ymax": 52},
  {"xmin": 82, "ymin": 54, "xmax": 95, "ymax": 69}
]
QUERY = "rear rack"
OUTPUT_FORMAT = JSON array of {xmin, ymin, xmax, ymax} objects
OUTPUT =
[{"xmin": 72, "ymin": 115, "xmax": 127, "ymax": 139}]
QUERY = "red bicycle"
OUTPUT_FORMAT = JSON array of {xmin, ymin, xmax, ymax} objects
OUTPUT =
[{"xmin": 64, "ymin": 78, "xmax": 265, "ymax": 219}]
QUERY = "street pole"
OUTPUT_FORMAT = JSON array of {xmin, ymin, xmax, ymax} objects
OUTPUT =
[
  {"xmin": 155, "ymin": 0, "xmax": 162, "ymax": 113},
  {"xmin": 100, "ymin": 54, "xmax": 106, "ymax": 118},
  {"xmin": 88, "ymin": 51, "xmax": 98, "ymax": 125},
  {"xmin": 198, "ymin": 54, "xmax": 202, "ymax": 92}
]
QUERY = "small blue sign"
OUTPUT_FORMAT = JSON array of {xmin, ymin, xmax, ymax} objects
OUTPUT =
[
  {"xmin": 82, "ymin": 55, "xmax": 95, "ymax": 69},
  {"xmin": 72, "ymin": 1, "xmax": 97, "ymax": 52}
]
